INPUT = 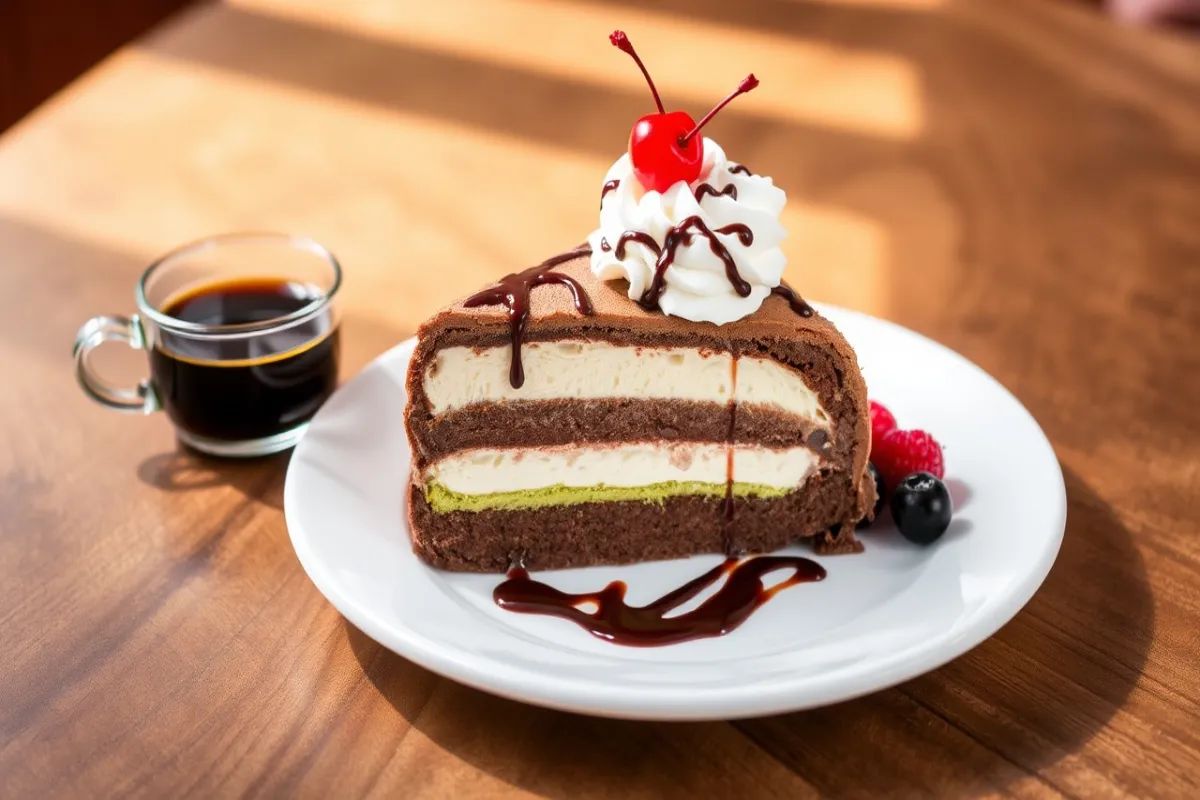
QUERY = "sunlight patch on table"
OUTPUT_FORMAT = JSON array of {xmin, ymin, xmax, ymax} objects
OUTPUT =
[
  {"xmin": 786, "ymin": 0, "xmax": 944, "ymax": 8},
  {"xmin": 0, "ymin": 49, "xmax": 615, "ymax": 329},
  {"xmin": 229, "ymin": 0, "xmax": 923, "ymax": 141}
]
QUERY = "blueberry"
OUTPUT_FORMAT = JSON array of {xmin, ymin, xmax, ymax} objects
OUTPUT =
[
  {"xmin": 891, "ymin": 472, "xmax": 952, "ymax": 545},
  {"xmin": 856, "ymin": 462, "xmax": 887, "ymax": 529}
]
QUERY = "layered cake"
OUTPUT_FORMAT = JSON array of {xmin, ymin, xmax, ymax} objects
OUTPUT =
[{"xmin": 404, "ymin": 32, "xmax": 874, "ymax": 571}]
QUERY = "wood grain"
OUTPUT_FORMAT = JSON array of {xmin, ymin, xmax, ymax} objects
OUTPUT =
[{"xmin": 0, "ymin": 0, "xmax": 1197, "ymax": 796}]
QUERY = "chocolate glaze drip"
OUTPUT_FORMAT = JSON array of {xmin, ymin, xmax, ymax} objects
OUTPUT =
[
  {"xmin": 694, "ymin": 183, "xmax": 737, "ymax": 203},
  {"xmin": 638, "ymin": 217, "xmax": 754, "ymax": 310},
  {"xmin": 494, "ymin": 555, "xmax": 826, "ymax": 647},
  {"xmin": 600, "ymin": 179, "xmax": 620, "ymax": 208},
  {"xmin": 600, "ymin": 238, "xmax": 611, "ymax": 253},
  {"xmin": 771, "ymin": 283, "xmax": 815, "ymax": 318},
  {"xmin": 614, "ymin": 231, "xmax": 662, "ymax": 261},
  {"xmin": 729, "ymin": 164, "xmax": 752, "ymax": 176},
  {"xmin": 463, "ymin": 246, "xmax": 593, "ymax": 388}
]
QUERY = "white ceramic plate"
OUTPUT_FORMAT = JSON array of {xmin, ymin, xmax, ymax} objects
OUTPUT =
[{"xmin": 284, "ymin": 305, "xmax": 1065, "ymax": 721}]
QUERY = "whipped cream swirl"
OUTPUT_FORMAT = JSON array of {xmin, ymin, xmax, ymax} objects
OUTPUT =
[{"xmin": 587, "ymin": 138, "xmax": 787, "ymax": 325}]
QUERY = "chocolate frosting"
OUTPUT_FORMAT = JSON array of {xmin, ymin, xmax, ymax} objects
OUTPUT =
[{"xmin": 426, "ymin": 251, "xmax": 843, "ymax": 354}]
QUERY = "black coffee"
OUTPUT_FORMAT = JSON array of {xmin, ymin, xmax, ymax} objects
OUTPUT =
[{"xmin": 151, "ymin": 277, "xmax": 340, "ymax": 443}]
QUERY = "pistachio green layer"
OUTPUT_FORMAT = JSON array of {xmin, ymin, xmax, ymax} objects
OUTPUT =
[{"xmin": 425, "ymin": 480, "xmax": 792, "ymax": 513}]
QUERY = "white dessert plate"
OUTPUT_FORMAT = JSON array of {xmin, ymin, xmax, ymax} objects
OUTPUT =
[{"xmin": 284, "ymin": 305, "xmax": 1065, "ymax": 721}]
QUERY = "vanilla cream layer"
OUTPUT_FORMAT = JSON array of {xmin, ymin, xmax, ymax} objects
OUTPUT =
[
  {"xmin": 424, "ymin": 443, "xmax": 819, "ymax": 495},
  {"xmin": 423, "ymin": 341, "xmax": 829, "ymax": 422}
]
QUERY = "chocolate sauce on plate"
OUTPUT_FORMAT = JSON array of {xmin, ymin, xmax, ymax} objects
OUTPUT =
[
  {"xmin": 463, "ymin": 246, "xmax": 593, "ymax": 388},
  {"xmin": 494, "ymin": 555, "xmax": 826, "ymax": 647}
]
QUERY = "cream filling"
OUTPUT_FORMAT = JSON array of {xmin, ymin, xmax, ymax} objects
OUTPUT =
[
  {"xmin": 423, "ymin": 442, "xmax": 819, "ymax": 496},
  {"xmin": 423, "ymin": 341, "xmax": 829, "ymax": 423}
]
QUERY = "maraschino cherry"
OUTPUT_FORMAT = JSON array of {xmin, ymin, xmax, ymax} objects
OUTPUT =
[{"xmin": 610, "ymin": 30, "xmax": 758, "ymax": 194}]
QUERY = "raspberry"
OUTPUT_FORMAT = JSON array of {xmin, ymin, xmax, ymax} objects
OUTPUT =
[
  {"xmin": 873, "ymin": 429, "xmax": 945, "ymax": 488},
  {"xmin": 869, "ymin": 400, "xmax": 897, "ymax": 451}
]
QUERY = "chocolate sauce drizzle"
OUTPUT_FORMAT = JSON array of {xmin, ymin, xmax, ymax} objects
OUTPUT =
[
  {"xmin": 600, "ymin": 179, "xmax": 620, "ymax": 208},
  {"xmin": 599, "ymin": 231, "xmax": 661, "ymax": 259},
  {"xmin": 463, "ymin": 246, "xmax": 593, "ymax": 388},
  {"xmin": 494, "ymin": 555, "xmax": 826, "ymax": 647},
  {"xmin": 638, "ymin": 216, "xmax": 754, "ymax": 310},
  {"xmin": 771, "ymin": 283, "xmax": 814, "ymax": 317},
  {"xmin": 614, "ymin": 231, "xmax": 662, "ymax": 260},
  {"xmin": 729, "ymin": 164, "xmax": 752, "ymax": 176},
  {"xmin": 694, "ymin": 183, "xmax": 737, "ymax": 203},
  {"xmin": 601, "ymin": 217, "xmax": 815, "ymax": 322}
]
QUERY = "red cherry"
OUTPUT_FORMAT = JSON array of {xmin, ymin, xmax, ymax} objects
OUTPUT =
[
  {"xmin": 610, "ymin": 31, "xmax": 760, "ymax": 194},
  {"xmin": 629, "ymin": 111, "xmax": 703, "ymax": 194}
]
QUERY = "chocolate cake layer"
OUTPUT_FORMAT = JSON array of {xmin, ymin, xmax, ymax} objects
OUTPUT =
[
  {"xmin": 408, "ymin": 472, "xmax": 869, "ymax": 572},
  {"xmin": 410, "ymin": 398, "xmax": 833, "ymax": 469}
]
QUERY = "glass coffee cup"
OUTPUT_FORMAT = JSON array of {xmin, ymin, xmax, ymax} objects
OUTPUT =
[{"xmin": 73, "ymin": 232, "xmax": 342, "ymax": 457}]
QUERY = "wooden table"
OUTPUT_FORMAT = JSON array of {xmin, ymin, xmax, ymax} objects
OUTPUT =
[{"xmin": 2, "ymin": 0, "xmax": 1197, "ymax": 796}]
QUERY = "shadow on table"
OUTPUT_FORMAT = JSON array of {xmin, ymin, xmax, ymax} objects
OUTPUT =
[
  {"xmin": 345, "ymin": 466, "xmax": 1152, "ymax": 797},
  {"xmin": 137, "ymin": 447, "xmax": 290, "ymax": 510},
  {"xmin": 729, "ymin": 467, "xmax": 1155, "ymax": 796},
  {"xmin": 133, "ymin": 309, "xmax": 410, "ymax": 509}
]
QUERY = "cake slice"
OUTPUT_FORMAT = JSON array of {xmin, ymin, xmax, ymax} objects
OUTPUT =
[
  {"xmin": 404, "ymin": 30, "xmax": 876, "ymax": 572},
  {"xmin": 404, "ymin": 251, "xmax": 873, "ymax": 572}
]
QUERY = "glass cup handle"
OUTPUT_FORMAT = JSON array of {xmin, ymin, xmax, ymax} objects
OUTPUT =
[{"xmin": 73, "ymin": 314, "xmax": 160, "ymax": 413}]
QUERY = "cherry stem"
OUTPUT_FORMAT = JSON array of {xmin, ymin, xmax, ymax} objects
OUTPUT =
[
  {"xmin": 679, "ymin": 74, "xmax": 759, "ymax": 147},
  {"xmin": 610, "ymin": 30, "xmax": 665, "ymax": 115}
]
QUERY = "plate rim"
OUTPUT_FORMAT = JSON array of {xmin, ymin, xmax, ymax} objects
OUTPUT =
[{"xmin": 284, "ymin": 304, "xmax": 1067, "ymax": 720}]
